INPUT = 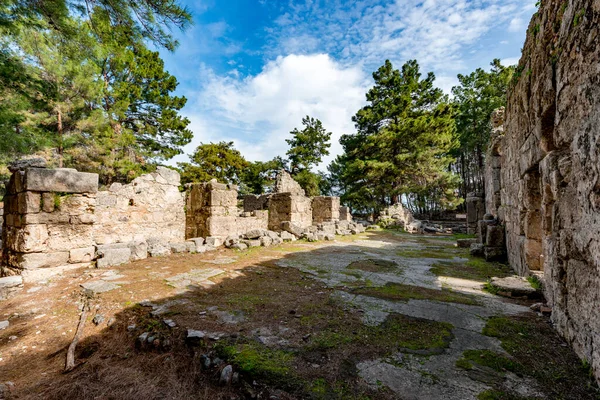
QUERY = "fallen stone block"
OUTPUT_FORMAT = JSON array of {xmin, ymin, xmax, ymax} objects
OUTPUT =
[
  {"xmin": 129, "ymin": 241, "xmax": 148, "ymax": 261},
  {"xmin": 81, "ymin": 280, "xmax": 120, "ymax": 295},
  {"xmin": 260, "ymin": 236, "xmax": 273, "ymax": 247},
  {"xmin": 281, "ymin": 221, "xmax": 305, "ymax": 237},
  {"xmin": 244, "ymin": 229, "xmax": 266, "ymax": 239},
  {"xmin": 147, "ymin": 237, "xmax": 170, "ymax": 257},
  {"xmin": 186, "ymin": 329, "xmax": 206, "ymax": 346},
  {"xmin": 456, "ymin": 238, "xmax": 477, "ymax": 248},
  {"xmin": 187, "ymin": 237, "xmax": 206, "ymax": 252},
  {"xmin": 271, "ymin": 237, "xmax": 283, "ymax": 245},
  {"xmin": 170, "ymin": 242, "xmax": 190, "ymax": 253},
  {"xmin": 224, "ymin": 236, "xmax": 240, "ymax": 248},
  {"xmin": 280, "ymin": 231, "xmax": 295, "ymax": 242},
  {"xmin": 241, "ymin": 239, "xmax": 261, "ymax": 248},
  {"xmin": 96, "ymin": 245, "xmax": 131, "ymax": 268},
  {"xmin": 231, "ymin": 242, "xmax": 248, "ymax": 251},
  {"xmin": 265, "ymin": 230, "xmax": 280, "ymax": 239},
  {"xmin": 490, "ymin": 276, "xmax": 541, "ymax": 299},
  {"xmin": 0, "ymin": 276, "xmax": 23, "ymax": 300},
  {"xmin": 205, "ymin": 237, "xmax": 223, "ymax": 247},
  {"xmin": 70, "ymin": 246, "xmax": 95, "ymax": 263}
]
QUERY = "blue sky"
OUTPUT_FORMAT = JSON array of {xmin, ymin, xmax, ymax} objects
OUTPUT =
[{"xmin": 159, "ymin": 0, "xmax": 537, "ymax": 169}]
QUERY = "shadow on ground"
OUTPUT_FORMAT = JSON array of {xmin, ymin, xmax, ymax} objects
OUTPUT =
[{"xmin": 0, "ymin": 231, "xmax": 597, "ymax": 400}]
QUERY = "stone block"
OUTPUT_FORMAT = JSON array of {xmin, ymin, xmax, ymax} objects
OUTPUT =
[
  {"xmin": 12, "ymin": 224, "xmax": 49, "ymax": 253},
  {"xmin": 170, "ymin": 242, "xmax": 191, "ymax": 253},
  {"xmin": 486, "ymin": 225, "xmax": 505, "ymax": 248},
  {"xmin": 70, "ymin": 246, "xmax": 95, "ymax": 263},
  {"xmin": 17, "ymin": 191, "xmax": 40, "ymax": 214},
  {"xmin": 241, "ymin": 239, "xmax": 261, "ymax": 248},
  {"xmin": 12, "ymin": 251, "xmax": 70, "ymax": 269},
  {"xmin": 281, "ymin": 221, "xmax": 305, "ymax": 237},
  {"xmin": 205, "ymin": 236, "xmax": 223, "ymax": 247},
  {"xmin": 147, "ymin": 237, "xmax": 171, "ymax": 257},
  {"xmin": 187, "ymin": 238, "xmax": 206, "ymax": 252},
  {"xmin": 46, "ymin": 224, "xmax": 94, "ymax": 252},
  {"xmin": 129, "ymin": 241, "xmax": 148, "ymax": 261},
  {"xmin": 484, "ymin": 246, "xmax": 505, "ymax": 261},
  {"xmin": 244, "ymin": 229, "xmax": 266, "ymax": 239},
  {"xmin": 21, "ymin": 262, "xmax": 90, "ymax": 283},
  {"xmin": 260, "ymin": 236, "xmax": 273, "ymax": 247},
  {"xmin": 0, "ymin": 276, "xmax": 24, "ymax": 300},
  {"xmin": 231, "ymin": 242, "xmax": 248, "ymax": 251},
  {"xmin": 24, "ymin": 168, "xmax": 99, "ymax": 194},
  {"xmin": 96, "ymin": 245, "xmax": 131, "ymax": 268},
  {"xmin": 469, "ymin": 243, "xmax": 485, "ymax": 257},
  {"xmin": 41, "ymin": 192, "xmax": 55, "ymax": 212},
  {"xmin": 456, "ymin": 238, "xmax": 477, "ymax": 248}
]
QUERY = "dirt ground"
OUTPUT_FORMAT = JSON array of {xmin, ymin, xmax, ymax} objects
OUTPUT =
[{"xmin": 0, "ymin": 231, "xmax": 598, "ymax": 399}]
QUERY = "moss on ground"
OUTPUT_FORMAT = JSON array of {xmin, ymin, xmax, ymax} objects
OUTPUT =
[
  {"xmin": 477, "ymin": 390, "xmax": 537, "ymax": 400},
  {"xmin": 347, "ymin": 258, "xmax": 399, "ymax": 273},
  {"xmin": 353, "ymin": 282, "xmax": 480, "ymax": 306},
  {"xmin": 430, "ymin": 257, "xmax": 513, "ymax": 281},
  {"xmin": 471, "ymin": 315, "xmax": 600, "ymax": 400},
  {"xmin": 310, "ymin": 313, "xmax": 454, "ymax": 354},
  {"xmin": 217, "ymin": 342, "xmax": 296, "ymax": 387}
]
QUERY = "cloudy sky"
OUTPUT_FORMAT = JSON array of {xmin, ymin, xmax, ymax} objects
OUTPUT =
[{"xmin": 160, "ymin": 0, "xmax": 537, "ymax": 169}]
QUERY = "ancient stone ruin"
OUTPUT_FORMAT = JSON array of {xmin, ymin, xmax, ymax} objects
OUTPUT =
[
  {"xmin": 0, "ymin": 166, "xmax": 365, "ymax": 292},
  {"xmin": 475, "ymin": 0, "xmax": 600, "ymax": 381}
]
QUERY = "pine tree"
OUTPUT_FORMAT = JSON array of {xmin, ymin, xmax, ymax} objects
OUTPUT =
[{"xmin": 178, "ymin": 142, "xmax": 249, "ymax": 185}]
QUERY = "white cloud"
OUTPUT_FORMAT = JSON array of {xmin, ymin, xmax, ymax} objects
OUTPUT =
[
  {"xmin": 500, "ymin": 56, "xmax": 520, "ymax": 66},
  {"xmin": 172, "ymin": 54, "xmax": 369, "ymax": 170}
]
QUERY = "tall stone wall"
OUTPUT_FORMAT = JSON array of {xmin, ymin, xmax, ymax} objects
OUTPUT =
[
  {"xmin": 498, "ymin": 0, "xmax": 600, "ymax": 380},
  {"xmin": 94, "ymin": 167, "xmax": 185, "ymax": 245},
  {"xmin": 1, "ymin": 168, "xmax": 98, "ymax": 280}
]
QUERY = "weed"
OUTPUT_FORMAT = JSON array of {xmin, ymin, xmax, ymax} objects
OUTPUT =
[
  {"xmin": 573, "ymin": 9, "xmax": 585, "ymax": 27},
  {"xmin": 353, "ymin": 282, "xmax": 480, "ymax": 306},
  {"xmin": 483, "ymin": 280, "xmax": 501, "ymax": 295},
  {"xmin": 526, "ymin": 275, "xmax": 542, "ymax": 290}
]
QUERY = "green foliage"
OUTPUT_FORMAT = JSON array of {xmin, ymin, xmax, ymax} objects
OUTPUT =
[
  {"xmin": 286, "ymin": 116, "xmax": 331, "ymax": 173},
  {"xmin": 332, "ymin": 59, "xmax": 460, "ymax": 215},
  {"xmin": 527, "ymin": 275, "xmax": 542, "ymax": 290},
  {"xmin": 178, "ymin": 141, "xmax": 249, "ymax": 185},
  {"xmin": 239, "ymin": 157, "xmax": 287, "ymax": 194},
  {"xmin": 430, "ymin": 257, "xmax": 513, "ymax": 281},
  {"xmin": 292, "ymin": 169, "xmax": 323, "ymax": 197},
  {"xmin": 0, "ymin": 1, "xmax": 192, "ymax": 183},
  {"xmin": 451, "ymin": 59, "xmax": 514, "ymax": 199},
  {"xmin": 456, "ymin": 349, "xmax": 523, "ymax": 373}
]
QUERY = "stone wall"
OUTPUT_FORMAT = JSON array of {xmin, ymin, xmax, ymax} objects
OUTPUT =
[
  {"xmin": 243, "ymin": 194, "xmax": 270, "ymax": 212},
  {"xmin": 340, "ymin": 206, "xmax": 352, "ymax": 222},
  {"xmin": 1, "ymin": 168, "xmax": 98, "ymax": 280},
  {"xmin": 312, "ymin": 196, "xmax": 340, "ymax": 223},
  {"xmin": 94, "ymin": 167, "xmax": 185, "ymax": 245},
  {"xmin": 485, "ymin": 108, "xmax": 504, "ymax": 218},
  {"xmin": 186, "ymin": 180, "xmax": 268, "ymax": 239},
  {"xmin": 493, "ymin": 0, "xmax": 600, "ymax": 380},
  {"xmin": 466, "ymin": 193, "xmax": 485, "ymax": 235},
  {"xmin": 268, "ymin": 192, "xmax": 312, "ymax": 232}
]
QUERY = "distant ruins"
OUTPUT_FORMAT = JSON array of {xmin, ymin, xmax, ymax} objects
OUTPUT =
[
  {"xmin": 0, "ymin": 166, "xmax": 363, "ymax": 288},
  {"xmin": 472, "ymin": 0, "xmax": 600, "ymax": 381}
]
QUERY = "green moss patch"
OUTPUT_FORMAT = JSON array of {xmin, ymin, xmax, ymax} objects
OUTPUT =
[
  {"xmin": 475, "ymin": 316, "xmax": 600, "ymax": 399},
  {"xmin": 353, "ymin": 282, "xmax": 480, "ymax": 306},
  {"xmin": 347, "ymin": 259, "xmax": 399, "ymax": 273},
  {"xmin": 396, "ymin": 247, "xmax": 457, "ymax": 259},
  {"xmin": 310, "ymin": 313, "xmax": 454, "ymax": 355},
  {"xmin": 456, "ymin": 349, "xmax": 523, "ymax": 374},
  {"xmin": 430, "ymin": 257, "xmax": 513, "ymax": 281}
]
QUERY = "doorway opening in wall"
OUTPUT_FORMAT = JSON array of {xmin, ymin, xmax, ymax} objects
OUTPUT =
[{"xmin": 524, "ymin": 167, "xmax": 543, "ymax": 272}]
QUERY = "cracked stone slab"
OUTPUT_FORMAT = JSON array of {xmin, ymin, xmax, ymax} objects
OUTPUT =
[
  {"xmin": 81, "ymin": 280, "xmax": 120, "ymax": 294},
  {"xmin": 165, "ymin": 268, "xmax": 226, "ymax": 288}
]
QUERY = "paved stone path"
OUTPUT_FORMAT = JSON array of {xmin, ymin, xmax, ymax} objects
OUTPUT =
[{"xmin": 276, "ymin": 234, "xmax": 542, "ymax": 400}]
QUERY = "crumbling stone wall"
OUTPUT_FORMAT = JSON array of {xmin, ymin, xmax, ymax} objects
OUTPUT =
[
  {"xmin": 268, "ymin": 192, "xmax": 312, "ymax": 232},
  {"xmin": 312, "ymin": 196, "xmax": 340, "ymax": 223},
  {"xmin": 186, "ymin": 181, "xmax": 268, "ymax": 239},
  {"xmin": 495, "ymin": 0, "xmax": 600, "ymax": 380},
  {"xmin": 339, "ymin": 206, "xmax": 352, "ymax": 222},
  {"xmin": 94, "ymin": 167, "xmax": 185, "ymax": 245},
  {"xmin": 243, "ymin": 194, "xmax": 270, "ymax": 212},
  {"xmin": 485, "ymin": 108, "xmax": 504, "ymax": 218},
  {"xmin": 1, "ymin": 168, "xmax": 98, "ymax": 280},
  {"xmin": 466, "ymin": 193, "xmax": 485, "ymax": 235}
]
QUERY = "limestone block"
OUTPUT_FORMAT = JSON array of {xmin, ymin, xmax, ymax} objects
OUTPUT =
[
  {"xmin": 241, "ymin": 239, "xmax": 261, "ymax": 248},
  {"xmin": 187, "ymin": 238, "xmax": 205, "ymax": 252},
  {"xmin": 12, "ymin": 251, "xmax": 69, "ymax": 269},
  {"xmin": 281, "ymin": 221, "xmax": 305, "ymax": 237},
  {"xmin": 24, "ymin": 168, "xmax": 99, "ymax": 194},
  {"xmin": 484, "ymin": 246, "xmax": 505, "ymax": 262},
  {"xmin": 271, "ymin": 237, "xmax": 283, "ymax": 245},
  {"xmin": 170, "ymin": 242, "xmax": 190, "ymax": 253},
  {"xmin": 339, "ymin": 206, "xmax": 352, "ymax": 221},
  {"xmin": 155, "ymin": 166, "xmax": 181, "ymax": 186},
  {"xmin": 0, "ymin": 276, "xmax": 23, "ymax": 300},
  {"xmin": 70, "ymin": 246, "xmax": 95, "ymax": 263},
  {"xmin": 13, "ymin": 224, "xmax": 49, "ymax": 253},
  {"xmin": 147, "ymin": 237, "xmax": 171, "ymax": 257},
  {"xmin": 244, "ymin": 229, "xmax": 266, "ymax": 239},
  {"xmin": 280, "ymin": 231, "xmax": 295, "ymax": 242},
  {"xmin": 41, "ymin": 193, "xmax": 55, "ymax": 212},
  {"xmin": 46, "ymin": 224, "xmax": 94, "ymax": 252},
  {"xmin": 129, "ymin": 241, "xmax": 148, "ymax": 261},
  {"xmin": 17, "ymin": 191, "xmax": 41, "ymax": 214},
  {"xmin": 96, "ymin": 245, "xmax": 131, "ymax": 268},
  {"xmin": 260, "ymin": 236, "xmax": 273, "ymax": 247},
  {"xmin": 525, "ymin": 239, "xmax": 543, "ymax": 271},
  {"xmin": 205, "ymin": 237, "xmax": 223, "ymax": 247}
]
